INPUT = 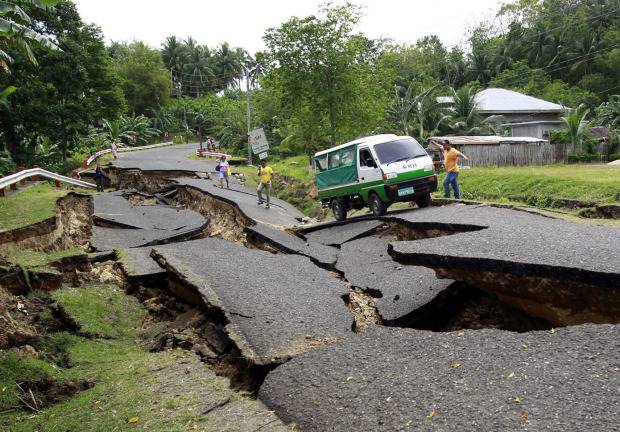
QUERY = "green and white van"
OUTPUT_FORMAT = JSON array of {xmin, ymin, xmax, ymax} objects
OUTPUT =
[{"xmin": 314, "ymin": 134, "xmax": 437, "ymax": 221}]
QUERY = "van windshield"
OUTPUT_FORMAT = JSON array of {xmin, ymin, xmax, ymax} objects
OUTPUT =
[{"xmin": 374, "ymin": 138, "xmax": 427, "ymax": 165}]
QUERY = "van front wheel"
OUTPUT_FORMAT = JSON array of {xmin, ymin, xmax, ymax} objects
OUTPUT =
[
  {"xmin": 368, "ymin": 193, "xmax": 387, "ymax": 217},
  {"xmin": 331, "ymin": 199, "xmax": 347, "ymax": 222}
]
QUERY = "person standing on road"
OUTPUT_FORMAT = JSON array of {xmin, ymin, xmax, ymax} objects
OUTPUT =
[
  {"xmin": 110, "ymin": 141, "xmax": 118, "ymax": 160},
  {"xmin": 442, "ymin": 140, "xmax": 468, "ymax": 199},
  {"xmin": 257, "ymin": 160, "xmax": 274, "ymax": 209},
  {"xmin": 94, "ymin": 162, "xmax": 106, "ymax": 192},
  {"xmin": 218, "ymin": 155, "xmax": 230, "ymax": 189}
]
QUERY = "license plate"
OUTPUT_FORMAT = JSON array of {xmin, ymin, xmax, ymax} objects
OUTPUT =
[{"xmin": 398, "ymin": 186, "xmax": 414, "ymax": 197}]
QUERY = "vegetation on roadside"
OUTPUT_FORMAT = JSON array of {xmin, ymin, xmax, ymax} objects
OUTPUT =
[
  {"xmin": 447, "ymin": 165, "xmax": 620, "ymax": 205},
  {"xmin": 6, "ymin": 248, "xmax": 85, "ymax": 269}
]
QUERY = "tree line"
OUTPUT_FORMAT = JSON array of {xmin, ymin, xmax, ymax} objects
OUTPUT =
[{"xmin": 1, "ymin": 0, "xmax": 620, "ymax": 174}]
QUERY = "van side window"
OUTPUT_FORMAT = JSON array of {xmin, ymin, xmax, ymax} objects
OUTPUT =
[
  {"xmin": 359, "ymin": 148, "xmax": 375, "ymax": 168},
  {"xmin": 329, "ymin": 152, "xmax": 340, "ymax": 169},
  {"xmin": 315, "ymin": 155, "xmax": 328, "ymax": 171},
  {"xmin": 341, "ymin": 148, "xmax": 354, "ymax": 167}
]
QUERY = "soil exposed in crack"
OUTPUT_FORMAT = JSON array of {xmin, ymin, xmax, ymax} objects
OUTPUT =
[
  {"xmin": 171, "ymin": 186, "xmax": 253, "ymax": 243},
  {"xmin": 387, "ymin": 282, "xmax": 553, "ymax": 332},
  {"xmin": 14, "ymin": 379, "xmax": 95, "ymax": 412},
  {"xmin": 105, "ymin": 168, "xmax": 182, "ymax": 194},
  {"xmin": 131, "ymin": 275, "xmax": 274, "ymax": 393},
  {"xmin": 381, "ymin": 220, "xmax": 485, "ymax": 241},
  {"xmin": 345, "ymin": 288, "xmax": 383, "ymax": 332}
]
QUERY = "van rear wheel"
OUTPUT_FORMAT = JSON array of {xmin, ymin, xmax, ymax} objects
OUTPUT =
[
  {"xmin": 415, "ymin": 192, "xmax": 431, "ymax": 208},
  {"xmin": 368, "ymin": 193, "xmax": 387, "ymax": 217},
  {"xmin": 331, "ymin": 199, "xmax": 347, "ymax": 221}
]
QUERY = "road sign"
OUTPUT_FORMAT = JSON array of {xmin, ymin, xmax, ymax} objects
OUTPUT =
[
  {"xmin": 258, "ymin": 152, "xmax": 268, "ymax": 160},
  {"xmin": 249, "ymin": 128, "xmax": 269, "ymax": 154}
]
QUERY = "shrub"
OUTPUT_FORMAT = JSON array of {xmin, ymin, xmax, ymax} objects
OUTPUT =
[
  {"xmin": 567, "ymin": 153, "xmax": 601, "ymax": 163},
  {"xmin": 172, "ymin": 134, "xmax": 185, "ymax": 145},
  {"xmin": 609, "ymin": 153, "xmax": 620, "ymax": 162}
]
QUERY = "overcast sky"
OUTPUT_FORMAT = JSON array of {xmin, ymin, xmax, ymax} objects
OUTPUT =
[{"xmin": 74, "ymin": 0, "xmax": 503, "ymax": 53}]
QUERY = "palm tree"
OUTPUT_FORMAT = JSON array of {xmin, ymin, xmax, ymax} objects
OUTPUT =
[
  {"xmin": 443, "ymin": 86, "xmax": 503, "ymax": 135},
  {"xmin": 561, "ymin": 104, "xmax": 591, "ymax": 154},
  {"xmin": 161, "ymin": 35, "xmax": 186, "ymax": 72},
  {"xmin": 216, "ymin": 42, "xmax": 243, "ymax": 90},
  {"xmin": 491, "ymin": 42, "xmax": 514, "ymax": 74},
  {"xmin": 596, "ymin": 95, "xmax": 620, "ymax": 130},
  {"xmin": 390, "ymin": 83, "xmax": 444, "ymax": 139},
  {"xmin": 182, "ymin": 40, "xmax": 214, "ymax": 97},
  {"xmin": 468, "ymin": 51, "xmax": 492, "ymax": 84}
]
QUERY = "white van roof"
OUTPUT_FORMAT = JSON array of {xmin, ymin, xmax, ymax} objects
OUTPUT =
[{"xmin": 313, "ymin": 134, "xmax": 399, "ymax": 157}]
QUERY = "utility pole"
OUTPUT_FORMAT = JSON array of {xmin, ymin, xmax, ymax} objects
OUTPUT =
[{"xmin": 245, "ymin": 70, "xmax": 252, "ymax": 165}]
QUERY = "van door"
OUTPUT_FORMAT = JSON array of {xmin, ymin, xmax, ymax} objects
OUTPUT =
[{"xmin": 357, "ymin": 146, "xmax": 383, "ymax": 201}]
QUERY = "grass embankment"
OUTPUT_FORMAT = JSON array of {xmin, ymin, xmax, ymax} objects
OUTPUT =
[
  {"xmin": 0, "ymin": 183, "xmax": 71, "ymax": 231},
  {"xmin": 447, "ymin": 164, "xmax": 620, "ymax": 206},
  {"xmin": 0, "ymin": 181, "xmax": 100, "ymax": 232},
  {"xmin": 6, "ymin": 248, "xmax": 85, "ymax": 269},
  {"xmin": 1, "ymin": 284, "xmax": 265, "ymax": 431}
]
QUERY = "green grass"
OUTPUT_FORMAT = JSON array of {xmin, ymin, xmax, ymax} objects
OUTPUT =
[
  {"xmin": 0, "ymin": 353, "xmax": 62, "ymax": 411},
  {"xmin": 442, "ymin": 164, "xmax": 620, "ymax": 205},
  {"xmin": 50, "ymin": 283, "xmax": 146, "ymax": 338},
  {"xmin": 6, "ymin": 248, "xmax": 85, "ymax": 269},
  {"xmin": 0, "ymin": 183, "xmax": 70, "ymax": 231},
  {"xmin": 2, "ymin": 283, "xmax": 271, "ymax": 431}
]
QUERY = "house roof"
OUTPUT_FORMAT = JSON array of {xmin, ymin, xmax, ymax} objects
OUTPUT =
[
  {"xmin": 474, "ymin": 88, "xmax": 564, "ymax": 114},
  {"xmin": 428, "ymin": 136, "xmax": 548, "ymax": 146}
]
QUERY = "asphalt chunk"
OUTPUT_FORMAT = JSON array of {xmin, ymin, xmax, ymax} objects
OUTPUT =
[
  {"xmin": 260, "ymin": 324, "xmax": 620, "ymax": 432},
  {"xmin": 91, "ymin": 222, "xmax": 207, "ymax": 251},
  {"xmin": 151, "ymin": 238, "xmax": 351, "ymax": 364},
  {"xmin": 336, "ymin": 235, "xmax": 452, "ymax": 323},
  {"xmin": 302, "ymin": 219, "xmax": 384, "ymax": 246},
  {"xmin": 117, "ymin": 247, "xmax": 166, "ymax": 279},
  {"xmin": 94, "ymin": 191, "xmax": 204, "ymax": 230},
  {"xmin": 246, "ymin": 223, "xmax": 338, "ymax": 268}
]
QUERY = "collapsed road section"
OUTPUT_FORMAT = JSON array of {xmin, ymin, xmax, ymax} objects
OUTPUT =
[{"xmin": 386, "ymin": 205, "xmax": 620, "ymax": 326}]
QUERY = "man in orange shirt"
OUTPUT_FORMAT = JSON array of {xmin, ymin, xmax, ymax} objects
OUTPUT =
[{"xmin": 442, "ymin": 140, "xmax": 468, "ymax": 199}]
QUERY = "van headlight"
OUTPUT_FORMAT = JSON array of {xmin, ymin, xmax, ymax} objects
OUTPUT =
[{"xmin": 423, "ymin": 164, "xmax": 434, "ymax": 171}]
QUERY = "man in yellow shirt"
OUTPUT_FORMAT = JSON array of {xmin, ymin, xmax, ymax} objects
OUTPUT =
[
  {"xmin": 257, "ymin": 160, "xmax": 274, "ymax": 209},
  {"xmin": 442, "ymin": 140, "xmax": 469, "ymax": 199}
]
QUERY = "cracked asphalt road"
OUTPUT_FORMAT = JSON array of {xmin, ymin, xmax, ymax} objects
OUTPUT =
[
  {"xmin": 94, "ymin": 191, "xmax": 204, "ymax": 230},
  {"xmin": 151, "ymin": 238, "xmax": 352, "ymax": 364},
  {"xmin": 336, "ymin": 234, "xmax": 453, "ymax": 323}
]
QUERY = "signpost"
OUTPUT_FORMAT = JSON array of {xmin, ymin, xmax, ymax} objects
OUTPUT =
[{"xmin": 249, "ymin": 128, "xmax": 269, "ymax": 161}]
